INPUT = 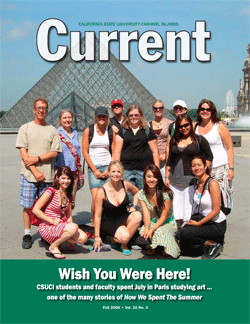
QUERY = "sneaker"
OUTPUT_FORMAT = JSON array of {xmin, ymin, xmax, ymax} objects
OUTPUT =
[
  {"xmin": 201, "ymin": 243, "xmax": 223, "ymax": 260},
  {"xmin": 22, "ymin": 234, "xmax": 32, "ymax": 249},
  {"xmin": 131, "ymin": 245, "xmax": 142, "ymax": 250}
]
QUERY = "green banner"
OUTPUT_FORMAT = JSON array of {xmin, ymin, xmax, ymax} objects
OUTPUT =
[{"xmin": 0, "ymin": 260, "xmax": 249, "ymax": 324}]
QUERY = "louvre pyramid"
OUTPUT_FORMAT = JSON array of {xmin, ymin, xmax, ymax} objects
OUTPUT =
[{"xmin": 0, "ymin": 36, "xmax": 173, "ymax": 129}]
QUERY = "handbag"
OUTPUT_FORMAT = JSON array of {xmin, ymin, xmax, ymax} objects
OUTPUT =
[
  {"xmin": 59, "ymin": 133, "xmax": 84, "ymax": 190},
  {"xmin": 190, "ymin": 176, "xmax": 212, "ymax": 222},
  {"xmin": 28, "ymin": 188, "xmax": 55, "ymax": 226}
]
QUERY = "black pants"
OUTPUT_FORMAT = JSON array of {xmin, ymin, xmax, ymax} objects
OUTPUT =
[{"xmin": 179, "ymin": 220, "xmax": 227, "ymax": 252}]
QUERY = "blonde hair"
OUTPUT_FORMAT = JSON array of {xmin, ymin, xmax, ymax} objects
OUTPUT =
[
  {"xmin": 152, "ymin": 100, "xmax": 164, "ymax": 109},
  {"xmin": 108, "ymin": 161, "xmax": 124, "ymax": 176},
  {"xmin": 122, "ymin": 104, "xmax": 147, "ymax": 130}
]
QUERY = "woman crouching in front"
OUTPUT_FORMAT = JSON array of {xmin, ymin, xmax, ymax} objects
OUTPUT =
[
  {"xmin": 33, "ymin": 166, "xmax": 87, "ymax": 259},
  {"xmin": 93, "ymin": 161, "xmax": 142, "ymax": 256},
  {"xmin": 179, "ymin": 154, "xmax": 226, "ymax": 259},
  {"xmin": 138, "ymin": 165, "xmax": 180, "ymax": 258}
]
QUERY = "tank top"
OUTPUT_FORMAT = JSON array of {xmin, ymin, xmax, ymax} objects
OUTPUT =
[
  {"xmin": 195, "ymin": 123, "xmax": 228, "ymax": 168},
  {"xmin": 89, "ymin": 125, "xmax": 111, "ymax": 166},
  {"xmin": 192, "ymin": 180, "xmax": 226, "ymax": 223}
]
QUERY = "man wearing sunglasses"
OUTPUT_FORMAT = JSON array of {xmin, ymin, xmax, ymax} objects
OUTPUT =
[
  {"xmin": 110, "ymin": 99, "xmax": 125, "ymax": 133},
  {"xmin": 16, "ymin": 98, "xmax": 62, "ymax": 249}
]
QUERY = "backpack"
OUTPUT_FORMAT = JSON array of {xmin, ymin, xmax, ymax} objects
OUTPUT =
[
  {"xmin": 28, "ymin": 188, "xmax": 55, "ymax": 226},
  {"xmin": 206, "ymin": 177, "xmax": 232, "ymax": 216},
  {"xmin": 88, "ymin": 123, "xmax": 113, "ymax": 152},
  {"xmin": 82, "ymin": 124, "xmax": 114, "ymax": 175},
  {"xmin": 220, "ymin": 186, "xmax": 232, "ymax": 215},
  {"xmin": 169, "ymin": 122, "xmax": 175, "ymax": 138}
]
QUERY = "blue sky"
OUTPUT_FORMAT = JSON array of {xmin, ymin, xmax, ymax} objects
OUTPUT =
[{"xmin": 1, "ymin": 0, "xmax": 249, "ymax": 112}]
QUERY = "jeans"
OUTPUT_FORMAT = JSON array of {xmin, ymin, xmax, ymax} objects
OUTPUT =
[
  {"xmin": 123, "ymin": 170, "xmax": 144, "ymax": 190},
  {"xmin": 123, "ymin": 170, "xmax": 144, "ymax": 206}
]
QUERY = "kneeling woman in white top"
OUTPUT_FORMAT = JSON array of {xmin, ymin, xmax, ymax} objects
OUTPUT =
[{"xmin": 179, "ymin": 154, "xmax": 227, "ymax": 260}]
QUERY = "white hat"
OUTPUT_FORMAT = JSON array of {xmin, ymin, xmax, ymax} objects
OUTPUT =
[{"xmin": 173, "ymin": 100, "xmax": 187, "ymax": 109}]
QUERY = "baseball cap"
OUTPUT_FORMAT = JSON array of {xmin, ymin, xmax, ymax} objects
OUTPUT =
[
  {"xmin": 111, "ymin": 99, "xmax": 124, "ymax": 107},
  {"xmin": 173, "ymin": 100, "xmax": 187, "ymax": 109},
  {"xmin": 95, "ymin": 106, "xmax": 109, "ymax": 116}
]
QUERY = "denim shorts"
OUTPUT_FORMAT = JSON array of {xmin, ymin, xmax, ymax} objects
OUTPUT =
[
  {"xmin": 88, "ymin": 165, "xmax": 109, "ymax": 189},
  {"xmin": 20, "ymin": 174, "xmax": 51, "ymax": 209},
  {"xmin": 123, "ymin": 170, "xmax": 144, "ymax": 190}
]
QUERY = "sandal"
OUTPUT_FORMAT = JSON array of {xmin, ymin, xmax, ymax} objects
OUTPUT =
[
  {"xmin": 49, "ymin": 247, "xmax": 66, "ymax": 259},
  {"xmin": 121, "ymin": 248, "xmax": 131, "ymax": 256}
]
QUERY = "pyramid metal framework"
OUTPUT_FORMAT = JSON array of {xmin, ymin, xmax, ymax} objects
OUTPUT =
[{"xmin": 0, "ymin": 37, "xmax": 174, "ymax": 130}]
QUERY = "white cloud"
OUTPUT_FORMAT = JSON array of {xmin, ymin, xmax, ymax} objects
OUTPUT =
[
  {"xmin": 6, "ymin": 21, "xmax": 35, "ymax": 40},
  {"xmin": 240, "ymin": 7, "xmax": 250, "ymax": 16}
]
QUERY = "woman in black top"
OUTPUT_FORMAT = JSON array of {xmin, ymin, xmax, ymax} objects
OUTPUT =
[
  {"xmin": 93, "ymin": 161, "xmax": 142, "ymax": 256},
  {"xmin": 114, "ymin": 105, "xmax": 160, "ymax": 190},
  {"xmin": 165, "ymin": 114, "xmax": 213, "ymax": 226}
]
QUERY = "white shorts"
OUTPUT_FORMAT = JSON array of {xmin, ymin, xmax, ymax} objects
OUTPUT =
[{"xmin": 170, "ymin": 184, "xmax": 194, "ymax": 222}]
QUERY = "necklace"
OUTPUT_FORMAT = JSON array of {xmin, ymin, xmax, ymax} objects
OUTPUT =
[
  {"xmin": 59, "ymin": 189, "xmax": 67, "ymax": 208},
  {"xmin": 155, "ymin": 119, "xmax": 163, "ymax": 129}
]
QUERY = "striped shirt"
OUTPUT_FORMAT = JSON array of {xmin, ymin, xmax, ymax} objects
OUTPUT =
[{"xmin": 38, "ymin": 187, "xmax": 70, "ymax": 244}]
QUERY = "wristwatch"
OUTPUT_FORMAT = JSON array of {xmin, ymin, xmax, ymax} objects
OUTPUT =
[
  {"xmin": 229, "ymin": 167, "xmax": 234, "ymax": 170},
  {"xmin": 38, "ymin": 156, "xmax": 41, "ymax": 163}
]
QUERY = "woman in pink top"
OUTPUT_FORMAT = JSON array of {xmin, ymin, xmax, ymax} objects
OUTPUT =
[
  {"xmin": 195, "ymin": 99, "xmax": 234, "ymax": 192},
  {"xmin": 148, "ymin": 100, "xmax": 172, "ymax": 179},
  {"xmin": 33, "ymin": 166, "xmax": 87, "ymax": 259}
]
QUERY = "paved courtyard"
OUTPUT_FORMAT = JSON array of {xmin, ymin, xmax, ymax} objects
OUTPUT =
[{"xmin": 0, "ymin": 132, "xmax": 249, "ymax": 260}]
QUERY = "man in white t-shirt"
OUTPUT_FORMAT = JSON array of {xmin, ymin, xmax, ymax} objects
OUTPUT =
[{"xmin": 16, "ymin": 98, "xmax": 62, "ymax": 249}]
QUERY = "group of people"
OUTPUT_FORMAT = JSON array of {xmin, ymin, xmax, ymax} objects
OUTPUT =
[{"xmin": 16, "ymin": 97, "xmax": 234, "ymax": 259}]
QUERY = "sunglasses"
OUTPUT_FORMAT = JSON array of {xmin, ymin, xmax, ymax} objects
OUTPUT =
[
  {"xmin": 200, "ymin": 107, "xmax": 212, "ymax": 112},
  {"xmin": 178, "ymin": 123, "xmax": 190, "ymax": 130},
  {"xmin": 128, "ymin": 114, "xmax": 140, "ymax": 118},
  {"xmin": 153, "ymin": 106, "xmax": 164, "ymax": 111},
  {"xmin": 35, "ymin": 107, "xmax": 48, "ymax": 111},
  {"xmin": 112, "ymin": 104, "xmax": 123, "ymax": 109}
]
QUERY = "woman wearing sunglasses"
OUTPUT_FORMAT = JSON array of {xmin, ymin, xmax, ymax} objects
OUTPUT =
[
  {"xmin": 165, "ymin": 114, "xmax": 213, "ymax": 226},
  {"xmin": 195, "ymin": 99, "xmax": 234, "ymax": 192},
  {"xmin": 148, "ymin": 100, "xmax": 172, "ymax": 180},
  {"xmin": 114, "ymin": 105, "xmax": 160, "ymax": 191}
]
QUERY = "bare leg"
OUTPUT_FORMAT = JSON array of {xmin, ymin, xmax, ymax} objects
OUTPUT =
[
  {"xmin": 113, "ymin": 211, "xmax": 142, "ymax": 250},
  {"xmin": 204, "ymin": 240, "xmax": 216, "ymax": 246},
  {"xmin": 67, "ymin": 229, "xmax": 88, "ymax": 245},
  {"xmin": 49, "ymin": 223, "xmax": 79, "ymax": 258},
  {"xmin": 90, "ymin": 188, "xmax": 99, "ymax": 226},
  {"xmin": 23, "ymin": 208, "xmax": 30, "ymax": 229},
  {"xmin": 71, "ymin": 174, "xmax": 79, "ymax": 209},
  {"xmin": 125, "ymin": 211, "xmax": 142, "ymax": 239}
]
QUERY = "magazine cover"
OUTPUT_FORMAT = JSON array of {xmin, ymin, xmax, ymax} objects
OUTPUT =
[{"xmin": 0, "ymin": 0, "xmax": 249, "ymax": 323}]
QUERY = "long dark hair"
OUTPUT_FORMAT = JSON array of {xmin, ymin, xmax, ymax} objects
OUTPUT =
[
  {"xmin": 196, "ymin": 99, "xmax": 220, "ymax": 124},
  {"xmin": 143, "ymin": 165, "xmax": 173, "ymax": 218},
  {"xmin": 52, "ymin": 167, "xmax": 74, "ymax": 199},
  {"xmin": 172, "ymin": 114, "xmax": 198, "ymax": 145},
  {"xmin": 191, "ymin": 153, "xmax": 211, "ymax": 176}
]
